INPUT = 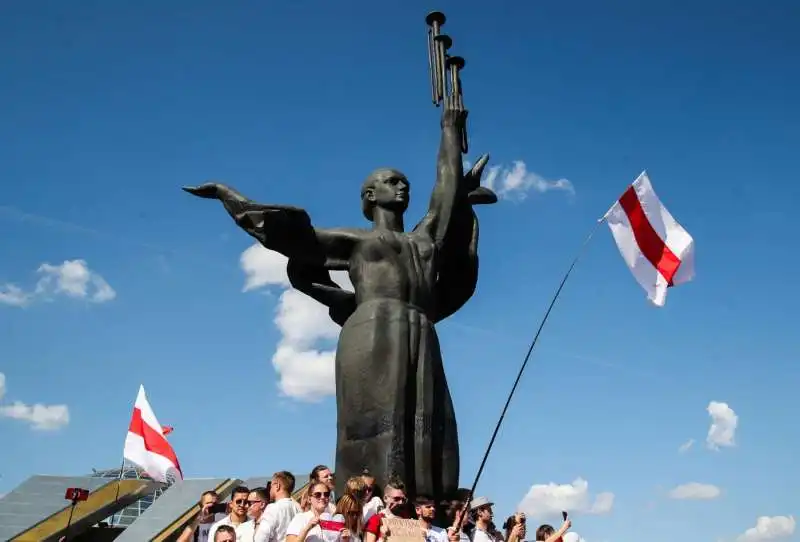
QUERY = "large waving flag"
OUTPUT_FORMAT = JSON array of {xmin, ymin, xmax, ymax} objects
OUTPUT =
[
  {"xmin": 123, "ymin": 385, "xmax": 183, "ymax": 483},
  {"xmin": 605, "ymin": 172, "xmax": 695, "ymax": 306}
]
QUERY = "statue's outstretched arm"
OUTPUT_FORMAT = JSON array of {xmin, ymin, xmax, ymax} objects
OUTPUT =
[{"xmin": 183, "ymin": 183, "xmax": 362, "ymax": 268}]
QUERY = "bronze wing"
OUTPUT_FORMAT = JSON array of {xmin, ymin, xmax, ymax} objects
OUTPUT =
[
  {"xmin": 431, "ymin": 154, "xmax": 496, "ymax": 323},
  {"xmin": 183, "ymin": 182, "xmax": 356, "ymax": 326}
]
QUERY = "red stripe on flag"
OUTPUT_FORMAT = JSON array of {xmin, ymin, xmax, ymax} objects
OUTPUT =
[
  {"xmin": 319, "ymin": 520, "xmax": 346, "ymax": 532},
  {"xmin": 129, "ymin": 407, "xmax": 182, "ymax": 475},
  {"xmin": 618, "ymin": 186, "xmax": 681, "ymax": 285}
]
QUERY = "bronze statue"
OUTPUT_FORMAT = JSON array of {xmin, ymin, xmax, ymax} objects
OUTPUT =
[{"xmin": 184, "ymin": 11, "xmax": 495, "ymax": 502}]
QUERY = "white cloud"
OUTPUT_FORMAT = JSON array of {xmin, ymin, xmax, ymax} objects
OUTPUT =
[
  {"xmin": 241, "ymin": 245, "xmax": 290, "ymax": 291},
  {"xmin": 667, "ymin": 483, "xmax": 721, "ymax": 500},
  {"xmin": 1, "ymin": 260, "xmax": 115, "ymax": 307},
  {"xmin": 517, "ymin": 478, "xmax": 614, "ymax": 519},
  {"xmin": 0, "ymin": 372, "xmax": 70, "ymax": 431},
  {"xmin": 707, "ymin": 401, "xmax": 738, "ymax": 450},
  {"xmin": 737, "ymin": 516, "xmax": 795, "ymax": 541},
  {"xmin": 240, "ymin": 245, "xmax": 351, "ymax": 400},
  {"xmin": 0, "ymin": 401, "xmax": 70, "ymax": 430},
  {"xmin": 483, "ymin": 161, "xmax": 574, "ymax": 201},
  {"xmin": 36, "ymin": 260, "xmax": 116, "ymax": 302},
  {"xmin": 0, "ymin": 284, "xmax": 30, "ymax": 307},
  {"xmin": 678, "ymin": 438, "xmax": 695, "ymax": 453}
]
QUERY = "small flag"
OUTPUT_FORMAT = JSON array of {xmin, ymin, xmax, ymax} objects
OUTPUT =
[
  {"xmin": 123, "ymin": 385, "xmax": 183, "ymax": 483},
  {"xmin": 605, "ymin": 172, "xmax": 694, "ymax": 306},
  {"xmin": 161, "ymin": 425, "xmax": 174, "ymax": 436}
]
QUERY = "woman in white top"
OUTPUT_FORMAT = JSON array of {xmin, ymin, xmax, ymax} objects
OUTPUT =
[
  {"xmin": 359, "ymin": 471, "xmax": 383, "ymax": 523},
  {"xmin": 343, "ymin": 475, "xmax": 380, "ymax": 523},
  {"xmin": 287, "ymin": 482, "xmax": 350, "ymax": 542},
  {"xmin": 335, "ymin": 493, "xmax": 363, "ymax": 542},
  {"xmin": 300, "ymin": 465, "xmax": 336, "ymax": 514}
]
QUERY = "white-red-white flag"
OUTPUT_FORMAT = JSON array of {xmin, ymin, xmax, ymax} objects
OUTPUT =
[
  {"xmin": 123, "ymin": 385, "xmax": 183, "ymax": 483},
  {"xmin": 605, "ymin": 172, "xmax": 694, "ymax": 306}
]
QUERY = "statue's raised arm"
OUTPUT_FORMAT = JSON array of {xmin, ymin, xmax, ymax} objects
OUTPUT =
[{"xmin": 414, "ymin": 107, "xmax": 468, "ymax": 246}]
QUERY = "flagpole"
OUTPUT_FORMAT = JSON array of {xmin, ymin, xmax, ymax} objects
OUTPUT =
[
  {"xmin": 458, "ymin": 215, "xmax": 607, "ymax": 523},
  {"xmin": 112, "ymin": 456, "xmax": 126, "ymax": 509}
]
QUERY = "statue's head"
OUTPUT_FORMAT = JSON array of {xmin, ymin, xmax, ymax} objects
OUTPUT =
[{"xmin": 361, "ymin": 168, "xmax": 410, "ymax": 222}]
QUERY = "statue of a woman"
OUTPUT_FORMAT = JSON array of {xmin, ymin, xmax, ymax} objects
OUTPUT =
[{"xmin": 184, "ymin": 104, "xmax": 495, "ymax": 501}]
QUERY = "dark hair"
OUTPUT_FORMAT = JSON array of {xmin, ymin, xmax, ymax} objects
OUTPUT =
[
  {"xmin": 273, "ymin": 471, "xmax": 296, "ymax": 493},
  {"xmin": 215, "ymin": 525, "xmax": 236, "ymax": 540},
  {"xmin": 200, "ymin": 490, "xmax": 218, "ymax": 503},
  {"xmin": 250, "ymin": 487, "xmax": 269, "ymax": 502},
  {"xmin": 310, "ymin": 465, "xmax": 331, "ymax": 482},
  {"xmin": 384, "ymin": 476, "xmax": 406, "ymax": 494},
  {"xmin": 535, "ymin": 524, "xmax": 555, "ymax": 541},
  {"xmin": 231, "ymin": 485, "xmax": 250, "ymax": 498},
  {"xmin": 414, "ymin": 494, "xmax": 435, "ymax": 506}
]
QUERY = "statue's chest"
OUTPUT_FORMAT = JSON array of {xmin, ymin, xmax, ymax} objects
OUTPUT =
[{"xmin": 362, "ymin": 233, "xmax": 436, "ymax": 264}]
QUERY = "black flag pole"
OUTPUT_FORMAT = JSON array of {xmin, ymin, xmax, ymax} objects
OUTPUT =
[{"xmin": 457, "ymin": 215, "xmax": 608, "ymax": 527}]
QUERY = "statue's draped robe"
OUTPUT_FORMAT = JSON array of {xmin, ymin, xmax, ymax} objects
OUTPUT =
[{"xmin": 215, "ymin": 161, "xmax": 490, "ymax": 500}]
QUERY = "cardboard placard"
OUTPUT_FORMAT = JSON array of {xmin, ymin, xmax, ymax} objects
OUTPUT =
[{"xmin": 384, "ymin": 518, "xmax": 425, "ymax": 542}]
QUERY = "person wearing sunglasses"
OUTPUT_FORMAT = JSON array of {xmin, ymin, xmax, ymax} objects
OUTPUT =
[
  {"xmin": 364, "ymin": 479, "xmax": 409, "ymax": 542},
  {"xmin": 286, "ymin": 482, "xmax": 334, "ymax": 542},
  {"xmin": 239, "ymin": 487, "xmax": 269, "ymax": 541},
  {"xmin": 359, "ymin": 469, "xmax": 383, "ymax": 522},
  {"xmin": 208, "ymin": 486, "xmax": 251, "ymax": 542}
]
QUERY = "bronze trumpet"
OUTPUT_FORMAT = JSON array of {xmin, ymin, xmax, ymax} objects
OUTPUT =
[{"xmin": 425, "ymin": 11, "xmax": 469, "ymax": 153}]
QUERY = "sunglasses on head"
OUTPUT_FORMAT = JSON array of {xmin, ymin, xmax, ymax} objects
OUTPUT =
[
  {"xmin": 311, "ymin": 491, "xmax": 331, "ymax": 499},
  {"xmin": 247, "ymin": 500, "xmax": 264, "ymax": 505}
]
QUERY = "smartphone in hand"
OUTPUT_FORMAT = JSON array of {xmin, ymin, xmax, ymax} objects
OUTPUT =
[{"xmin": 208, "ymin": 502, "xmax": 228, "ymax": 515}]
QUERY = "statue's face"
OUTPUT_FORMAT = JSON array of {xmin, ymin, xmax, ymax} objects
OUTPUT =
[{"xmin": 371, "ymin": 171, "xmax": 410, "ymax": 212}]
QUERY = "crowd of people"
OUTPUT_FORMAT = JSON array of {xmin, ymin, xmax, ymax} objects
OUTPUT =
[{"xmin": 176, "ymin": 465, "xmax": 573, "ymax": 542}]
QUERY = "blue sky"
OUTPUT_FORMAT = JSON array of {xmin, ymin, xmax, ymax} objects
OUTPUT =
[{"xmin": 1, "ymin": 1, "xmax": 798, "ymax": 540}]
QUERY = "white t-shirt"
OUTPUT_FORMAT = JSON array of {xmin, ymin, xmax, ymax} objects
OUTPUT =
[
  {"xmin": 238, "ymin": 520, "xmax": 257, "ymax": 542},
  {"xmin": 470, "ymin": 528, "xmax": 494, "ymax": 542},
  {"xmin": 286, "ymin": 510, "xmax": 352, "ymax": 542},
  {"xmin": 254, "ymin": 497, "xmax": 303, "ymax": 542},
  {"xmin": 286, "ymin": 511, "xmax": 326, "ymax": 542},
  {"xmin": 362, "ymin": 497, "xmax": 383, "ymax": 523},
  {"xmin": 422, "ymin": 525, "xmax": 449, "ymax": 542},
  {"xmin": 208, "ymin": 515, "xmax": 250, "ymax": 542}
]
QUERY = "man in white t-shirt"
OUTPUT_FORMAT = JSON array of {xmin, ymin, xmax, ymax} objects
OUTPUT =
[
  {"xmin": 208, "ymin": 485, "xmax": 252, "ymax": 542},
  {"xmin": 253, "ymin": 471, "xmax": 302, "ymax": 542},
  {"xmin": 414, "ymin": 495, "xmax": 448, "ymax": 542},
  {"xmin": 468, "ymin": 497, "xmax": 497, "ymax": 542},
  {"xmin": 238, "ymin": 486, "xmax": 270, "ymax": 541}
]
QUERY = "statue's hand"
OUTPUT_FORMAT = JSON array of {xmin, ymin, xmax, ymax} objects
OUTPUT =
[
  {"xmin": 182, "ymin": 182, "xmax": 249, "ymax": 203},
  {"xmin": 463, "ymin": 154, "xmax": 498, "ymax": 205},
  {"xmin": 442, "ymin": 107, "xmax": 468, "ymax": 130}
]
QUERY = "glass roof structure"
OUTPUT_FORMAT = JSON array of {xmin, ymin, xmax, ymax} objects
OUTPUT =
[{"xmin": 88, "ymin": 462, "xmax": 171, "ymax": 527}]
